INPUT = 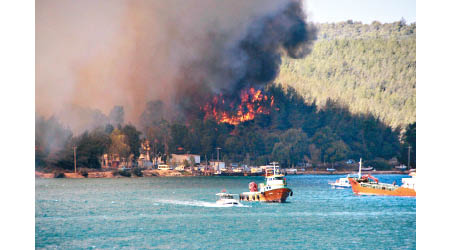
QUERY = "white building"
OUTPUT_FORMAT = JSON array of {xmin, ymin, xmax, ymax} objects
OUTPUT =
[
  {"xmin": 171, "ymin": 154, "xmax": 201, "ymax": 165},
  {"xmin": 251, "ymin": 167, "xmax": 263, "ymax": 173},
  {"xmin": 138, "ymin": 153, "xmax": 153, "ymax": 168},
  {"xmin": 285, "ymin": 168, "xmax": 297, "ymax": 174},
  {"xmin": 210, "ymin": 161, "xmax": 226, "ymax": 171}
]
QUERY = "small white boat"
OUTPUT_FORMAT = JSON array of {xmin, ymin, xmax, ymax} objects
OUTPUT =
[
  {"xmin": 329, "ymin": 176, "xmax": 351, "ymax": 188},
  {"xmin": 395, "ymin": 165, "xmax": 408, "ymax": 170},
  {"xmin": 215, "ymin": 192, "xmax": 242, "ymax": 206},
  {"xmin": 361, "ymin": 166, "xmax": 373, "ymax": 171},
  {"xmin": 330, "ymin": 160, "xmax": 366, "ymax": 189}
]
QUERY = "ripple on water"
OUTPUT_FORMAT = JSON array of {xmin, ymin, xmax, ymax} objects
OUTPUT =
[{"xmin": 35, "ymin": 175, "xmax": 415, "ymax": 249}]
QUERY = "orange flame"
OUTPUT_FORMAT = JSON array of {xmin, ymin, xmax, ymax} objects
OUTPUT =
[{"xmin": 202, "ymin": 88, "xmax": 275, "ymax": 125}]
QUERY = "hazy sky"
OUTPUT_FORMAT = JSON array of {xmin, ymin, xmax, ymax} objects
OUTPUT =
[{"xmin": 305, "ymin": 0, "xmax": 416, "ymax": 24}]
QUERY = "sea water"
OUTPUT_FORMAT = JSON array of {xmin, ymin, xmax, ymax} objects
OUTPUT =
[{"xmin": 36, "ymin": 175, "xmax": 416, "ymax": 249}]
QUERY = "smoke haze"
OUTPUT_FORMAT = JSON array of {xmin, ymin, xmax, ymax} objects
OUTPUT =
[{"xmin": 36, "ymin": 0, "xmax": 315, "ymax": 133}]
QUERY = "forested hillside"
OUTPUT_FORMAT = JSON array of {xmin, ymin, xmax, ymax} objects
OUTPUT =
[
  {"xmin": 37, "ymin": 85, "xmax": 416, "ymax": 170},
  {"xmin": 277, "ymin": 21, "xmax": 416, "ymax": 130},
  {"xmin": 36, "ymin": 21, "xmax": 417, "ymax": 171}
]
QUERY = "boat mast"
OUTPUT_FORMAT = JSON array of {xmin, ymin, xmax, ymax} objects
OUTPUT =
[
  {"xmin": 268, "ymin": 161, "xmax": 277, "ymax": 177},
  {"xmin": 358, "ymin": 158, "xmax": 362, "ymax": 179}
]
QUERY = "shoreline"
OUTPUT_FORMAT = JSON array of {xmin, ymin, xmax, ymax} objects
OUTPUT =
[{"xmin": 35, "ymin": 169, "xmax": 411, "ymax": 179}]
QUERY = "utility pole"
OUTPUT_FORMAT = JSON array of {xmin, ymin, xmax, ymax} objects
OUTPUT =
[
  {"xmin": 358, "ymin": 158, "xmax": 362, "ymax": 179},
  {"xmin": 407, "ymin": 146, "xmax": 412, "ymax": 169},
  {"xmin": 73, "ymin": 146, "xmax": 77, "ymax": 173},
  {"xmin": 205, "ymin": 154, "xmax": 209, "ymax": 175},
  {"xmin": 216, "ymin": 147, "xmax": 221, "ymax": 161}
]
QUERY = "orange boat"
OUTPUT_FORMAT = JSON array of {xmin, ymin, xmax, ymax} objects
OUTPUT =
[
  {"xmin": 348, "ymin": 159, "xmax": 416, "ymax": 197},
  {"xmin": 348, "ymin": 174, "xmax": 416, "ymax": 197},
  {"xmin": 240, "ymin": 162, "xmax": 293, "ymax": 203}
]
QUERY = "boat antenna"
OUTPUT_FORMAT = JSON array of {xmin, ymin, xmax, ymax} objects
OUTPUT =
[{"xmin": 358, "ymin": 158, "xmax": 362, "ymax": 179}]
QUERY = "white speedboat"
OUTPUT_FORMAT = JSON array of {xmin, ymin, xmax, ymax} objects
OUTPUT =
[
  {"xmin": 329, "ymin": 176, "xmax": 352, "ymax": 188},
  {"xmin": 215, "ymin": 192, "xmax": 242, "ymax": 206}
]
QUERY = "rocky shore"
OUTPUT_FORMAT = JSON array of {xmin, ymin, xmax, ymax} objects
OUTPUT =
[
  {"xmin": 35, "ymin": 169, "xmax": 409, "ymax": 179},
  {"xmin": 35, "ymin": 169, "xmax": 188, "ymax": 179},
  {"xmin": 295, "ymin": 170, "xmax": 409, "ymax": 175}
]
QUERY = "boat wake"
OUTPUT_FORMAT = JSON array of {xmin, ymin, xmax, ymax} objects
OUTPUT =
[{"xmin": 155, "ymin": 199, "xmax": 250, "ymax": 208}]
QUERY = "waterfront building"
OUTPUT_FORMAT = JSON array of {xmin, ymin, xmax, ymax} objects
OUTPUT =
[
  {"xmin": 171, "ymin": 154, "xmax": 201, "ymax": 165},
  {"xmin": 285, "ymin": 168, "xmax": 298, "ymax": 175},
  {"xmin": 210, "ymin": 161, "xmax": 226, "ymax": 172},
  {"xmin": 251, "ymin": 167, "xmax": 263, "ymax": 174}
]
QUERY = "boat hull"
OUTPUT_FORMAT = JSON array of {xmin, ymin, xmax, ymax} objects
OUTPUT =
[
  {"xmin": 329, "ymin": 183, "xmax": 351, "ymax": 188},
  {"xmin": 216, "ymin": 201, "xmax": 242, "ymax": 206},
  {"xmin": 348, "ymin": 178, "xmax": 416, "ymax": 197},
  {"xmin": 240, "ymin": 188, "xmax": 292, "ymax": 203}
]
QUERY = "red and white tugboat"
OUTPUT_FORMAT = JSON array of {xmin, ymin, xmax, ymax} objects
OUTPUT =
[{"xmin": 240, "ymin": 162, "xmax": 293, "ymax": 203}]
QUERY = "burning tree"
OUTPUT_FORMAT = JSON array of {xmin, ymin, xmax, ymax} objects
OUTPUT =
[{"xmin": 202, "ymin": 88, "xmax": 275, "ymax": 125}]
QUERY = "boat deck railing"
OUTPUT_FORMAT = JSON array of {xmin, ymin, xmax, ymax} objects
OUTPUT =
[{"xmin": 360, "ymin": 182, "xmax": 397, "ymax": 191}]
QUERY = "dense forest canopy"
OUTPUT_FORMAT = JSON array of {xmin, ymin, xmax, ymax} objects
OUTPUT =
[
  {"xmin": 35, "ymin": 21, "xmax": 416, "ymax": 170},
  {"xmin": 36, "ymin": 84, "xmax": 415, "ymax": 170},
  {"xmin": 277, "ymin": 20, "xmax": 416, "ymax": 130}
]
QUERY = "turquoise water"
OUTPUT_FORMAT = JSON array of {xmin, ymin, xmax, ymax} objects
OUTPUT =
[{"xmin": 36, "ymin": 175, "xmax": 415, "ymax": 249}]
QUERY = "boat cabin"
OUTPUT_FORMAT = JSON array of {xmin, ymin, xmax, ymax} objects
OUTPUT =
[
  {"xmin": 216, "ymin": 193, "xmax": 236, "ymax": 200},
  {"xmin": 266, "ymin": 176, "xmax": 285, "ymax": 182},
  {"xmin": 215, "ymin": 193, "xmax": 241, "ymax": 206}
]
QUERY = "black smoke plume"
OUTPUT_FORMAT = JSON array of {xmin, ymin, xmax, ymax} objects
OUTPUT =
[
  {"xmin": 37, "ymin": 0, "xmax": 315, "ymax": 130},
  {"xmin": 175, "ymin": 1, "xmax": 316, "ymax": 115}
]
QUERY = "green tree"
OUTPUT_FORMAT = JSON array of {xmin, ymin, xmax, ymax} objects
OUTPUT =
[
  {"xmin": 169, "ymin": 123, "xmax": 191, "ymax": 153},
  {"xmin": 54, "ymin": 129, "xmax": 110, "ymax": 169},
  {"xmin": 271, "ymin": 128, "xmax": 309, "ymax": 167},
  {"xmin": 109, "ymin": 129, "xmax": 130, "ymax": 159},
  {"xmin": 400, "ymin": 122, "xmax": 416, "ymax": 167},
  {"xmin": 35, "ymin": 115, "xmax": 72, "ymax": 168},
  {"xmin": 324, "ymin": 140, "xmax": 350, "ymax": 163},
  {"xmin": 276, "ymin": 21, "xmax": 415, "ymax": 130},
  {"xmin": 122, "ymin": 124, "xmax": 141, "ymax": 160}
]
